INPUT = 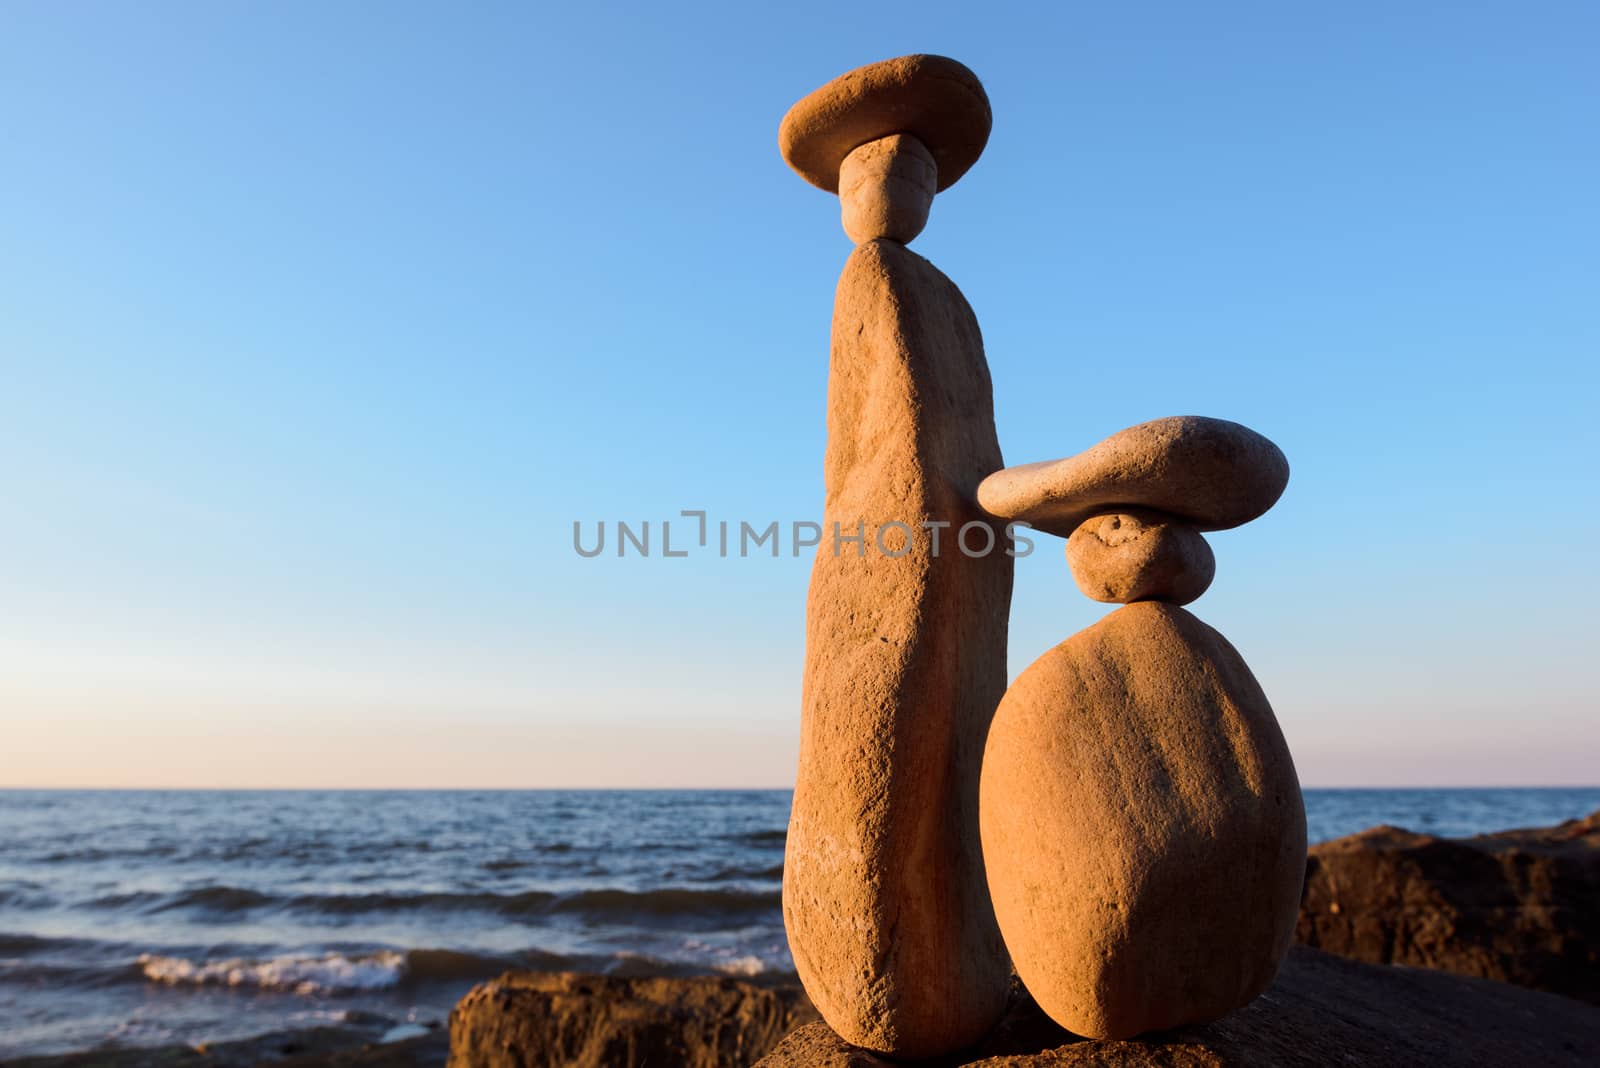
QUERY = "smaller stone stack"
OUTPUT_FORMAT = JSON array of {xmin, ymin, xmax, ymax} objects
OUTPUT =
[{"xmin": 976, "ymin": 416, "xmax": 1308, "ymax": 1041}]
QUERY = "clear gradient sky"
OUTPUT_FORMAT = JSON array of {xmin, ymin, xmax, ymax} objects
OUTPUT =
[{"xmin": 2, "ymin": 3, "xmax": 1596, "ymax": 788}]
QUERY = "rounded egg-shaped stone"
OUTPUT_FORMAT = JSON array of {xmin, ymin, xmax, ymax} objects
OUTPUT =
[{"xmin": 979, "ymin": 602, "xmax": 1307, "ymax": 1040}]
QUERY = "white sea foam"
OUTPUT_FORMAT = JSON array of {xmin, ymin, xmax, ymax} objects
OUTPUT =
[
  {"xmin": 137, "ymin": 951, "xmax": 407, "ymax": 996},
  {"xmin": 712, "ymin": 955, "xmax": 767, "ymax": 977}
]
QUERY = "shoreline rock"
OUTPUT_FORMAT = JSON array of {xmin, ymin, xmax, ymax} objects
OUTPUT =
[
  {"xmin": 1297, "ymin": 808, "xmax": 1600, "ymax": 1004},
  {"xmin": 446, "ymin": 972, "xmax": 815, "ymax": 1068}
]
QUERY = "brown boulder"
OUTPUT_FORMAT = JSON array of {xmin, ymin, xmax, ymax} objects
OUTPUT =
[
  {"xmin": 754, "ymin": 945, "xmax": 1600, "ymax": 1066},
  {"xmin": 979, "ymin": 602, "xmax": 1305, "ymax": 1039},
  {"xmin": 1297, "ymin": 809, "xmax": 1600, "ymax": 1003},
  {"xmin": 786, "ymin": 237, "xmax": 1012, "ymax": 1057},
  {"xmin": 446, "ymin": 971, "xmax": 816, "ymax": 1068}
]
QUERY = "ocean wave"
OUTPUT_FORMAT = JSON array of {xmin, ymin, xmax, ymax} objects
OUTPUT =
[
  {"xmin": 139, "ymin": 950, "xmax": 410, "ymax": 995},
  {"xmin": 482, "ymin": 844, "xmax": 573, "ymax": 871},
  {"xmin": 549, "ymin": 888, "xmax": 781, "ymax": 917},
  {"xmin": 35, "ymin": 843, "xmax": 181, "ymax": 863},
  {"xmin": 75, "ymin": 884, "xmax": 782, "ymax": 923},
  {"xmin": 0, "ymin": 931, "xmax": 57, "ymax": 955},
  {"xmin": 82, "ymin": 890, "xmax": 165, "ymax": 910},
  {"xmin": 0, "ymin": 956, "xmax": 140, "ymax": 987},
  {"xmin": 289, "ymin": 889, "xmax": 558, "ymax": 916},
  {"xmin": 0, "ymin": 931, "xmax": 138, "ymax": 971},
  {"xmin": 80, "ymin": 886, "xmax": 276, "ymax": 914},
  {"xmin": 136, "ymin": 946, "xmax": 517, "ymax": 995},
  {"xmin": 707, "ymin": 863, "xmax": 784, "ymax": 881},
  {"xmin": 155, "ymin": 886, "xmax": 278, "ymax": 912},
  {"xmin": 399, "ymin": 947, "xmax": 523, "ymax": 982},
  {"xmin": 590, "ymin": 948, "xmax": 786, "ymax": 980},
  {"xmin": 5, "ymin": 935, "xmax": 790, "ymax": 997},
  {"xmin": 712, "ymin": 955, "xmax": 768, "ymax": 977},
  {"xmin": 597, "ymin": 951, "xmax": 717, "ymax": 979},
  {"xmin": 131, "ymin": 944, "xmax": 780, "ymax": 994},
  {"xmin": 732, "ymin": 829, "xmax": 787, "ymax": 844},
  {"xmin": 295, "ymin": 886, "xmax": 780, "ymax": 918},
  {"xmin": 0, "ymin": 881, "xmax": 57, "ymax": 910}
]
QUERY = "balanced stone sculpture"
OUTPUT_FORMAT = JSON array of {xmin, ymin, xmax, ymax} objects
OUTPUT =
[
  {"xmin": 779, "ymin": 55, "xmax": 1012, "ymax": 1058},
  {"xmin": 977, "ymin": 416, "xmax": 1308, "ymax": 1040}
]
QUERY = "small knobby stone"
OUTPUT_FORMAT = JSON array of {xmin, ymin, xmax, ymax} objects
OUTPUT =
[{"xmin": 1065, "ymin": 510, "xmax": 1214, "ymax": 605}]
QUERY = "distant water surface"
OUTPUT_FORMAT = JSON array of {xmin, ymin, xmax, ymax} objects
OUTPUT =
[{"xmin": 0, "ymin": 787, "xmax": 1595, "ymax": 1057}]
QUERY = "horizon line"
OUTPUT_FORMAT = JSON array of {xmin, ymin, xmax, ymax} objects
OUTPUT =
[{"xmin": 2, "ymin": 783, "xmax": 1598, "ymax": 792}]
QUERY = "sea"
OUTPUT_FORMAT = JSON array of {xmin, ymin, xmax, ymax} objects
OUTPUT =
[{"xmin": 1, "ymin": 787, "xmax": 1597, "ymax": 1058}]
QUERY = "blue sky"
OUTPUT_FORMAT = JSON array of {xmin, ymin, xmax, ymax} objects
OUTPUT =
[{"xmin": 2, "ymin": 3, "xmax": 1596, "ymax": 786}]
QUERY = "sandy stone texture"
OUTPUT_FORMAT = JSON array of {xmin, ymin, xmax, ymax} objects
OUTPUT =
[
  {"xmin": 447, "ymin": 972, "xmax": 815, "ymax": 1068},
  {"xmin": 785, "ymin": 238, "xmax": 1012, "ymax": 1058},
  {"xmin": 977, "ymin": 416, "xmax": 1289, "ymax": 537},
  {"xmin": 979, "ymin": 602, "xmax": 1305, "ymax": 1040},
  {"xmin": 1065, "ymin": 510, "xmax": 1214, "ymax": 604}
]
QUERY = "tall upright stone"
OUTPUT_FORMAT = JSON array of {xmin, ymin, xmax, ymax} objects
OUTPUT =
[{"xmin": 778, "ymin": 55, "xmax": 1012, "ymax": 1058}]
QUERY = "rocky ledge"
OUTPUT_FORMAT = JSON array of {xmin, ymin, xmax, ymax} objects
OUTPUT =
[
  {"xmin": 757, "ymin": 945, "xmax": 1600, "ymax": 1067},
  {"xmin": 446, "ymin": 972, "xmax": 816, "ymax": 1068},
  {"xmin": 1297, "ymin": 808, "xmax": 1599, "ymax": 1003}
]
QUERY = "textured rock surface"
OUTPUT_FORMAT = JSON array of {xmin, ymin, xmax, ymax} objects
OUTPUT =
[
  {"xmin": 1297, "ymin": 809, "xmax": 1600, "ymax": 1004},
  {"xmin": 980, "ymin": 602, "xmax": 1305, "ymax": 1039},
  {"xmin": 1065, "ymin": 510, "xmax": 1214, "ymax": 604},
  {"xmin": 840, "ymin": 134, "xmax": 936, "ymax": 245},
  {"xmin": 780, "ymin": 54, "xmax": 990, "ymax": 194},
  {"xmin": 754, "ymin": 945, "xmax": 1600, "ymax": 1066},
  {"xmin": 786, "ymin": 238, "xmax": 1012, "ymax": 1057},
  {"xmin": 446, "ymin": 971, "xmax": 816, "ymax": 1068},
  {"xmin": 977, "ymin": 416, "xmax": 1289, "ymax": 537}
]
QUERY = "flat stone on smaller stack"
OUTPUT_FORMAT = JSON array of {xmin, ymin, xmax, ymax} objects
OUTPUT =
[
  {"xmin": 1067, "ymin": 510, "xmax": 1214, "ymax": 605},
  {"xmin": 977, "ymin": 416, "xmax": 1289, "ymax": 537}
]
